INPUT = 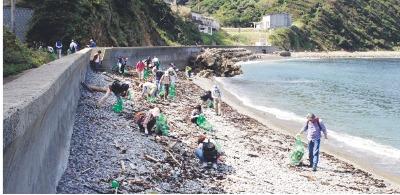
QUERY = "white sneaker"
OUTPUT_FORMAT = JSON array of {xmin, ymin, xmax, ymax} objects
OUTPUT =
[
  {"xmin": 212, "ymin": 163, "xmax": 218, "ymax": 169},
  {"xmin": 201, "ymin": 162, "xmax": 208, "ymax": 168}
]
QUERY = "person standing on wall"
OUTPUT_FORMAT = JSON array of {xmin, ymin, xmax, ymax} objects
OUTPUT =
[
  {"xmin": 55, "ymin": 40, "xmax": 63, "ymax": 59},
  {"xmin": 297, "ymin": 113, "xmax": 328, "ymax": 172},
  {"xmin": 89, "ymin": 39, "xmax": 97, "ymax": 48},
  {"xmin": 69, "ymin": 40, "xmax": 78, "ymax": 54}
]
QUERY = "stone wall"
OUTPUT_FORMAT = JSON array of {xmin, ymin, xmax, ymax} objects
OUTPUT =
[{"xmin": 3, "ymin": 49, "xmax": 91, "ymax": 193}]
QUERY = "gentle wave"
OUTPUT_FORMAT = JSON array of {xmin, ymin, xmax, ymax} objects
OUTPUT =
[{"xmin": 218, "ymin": 78, "xmax": 400, "ymax": 160}]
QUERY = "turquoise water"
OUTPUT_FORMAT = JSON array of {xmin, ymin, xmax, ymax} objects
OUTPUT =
[{"xmin": 218, "ymin": 58, "xmax": 400, "ymax": 174}]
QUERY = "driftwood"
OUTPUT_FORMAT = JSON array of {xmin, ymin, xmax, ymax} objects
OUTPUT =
[
  {"xmin": 120, "ymin": 160, "xmax": 126, "ymax": 173},
  {"xmin": 166, "ymin": 150, "xmax": 182, "ymax": 166},
  {"xmin": 144, "ymin": 154, "xmax": 160, "ymax": 163}
]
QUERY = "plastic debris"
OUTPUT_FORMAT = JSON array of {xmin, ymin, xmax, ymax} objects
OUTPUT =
[
  {"xmin": 111, "ymin": 180, "xmax": 119, "ymax": 189},
  {"xmin": 158, "ymin": 85, "xmax": 165, "ymax": 97},
  {"xmin": 290, "ymin": 136, "xmax": 305, "ymax": 165},
  {"xmin": 196, "ymin": 114, "xmax": 213, "ymax": 131},
  {"xmin": 156, "ymin": 113, "xmax": 170, "ymax": 136},
  {"xmin": 207, "ymin": 100, "xmax": 213, "ymax": 108},
  {"xmin": 144, "ymin": 69, "xmax": 149, "ymax": 80},
  {"xmin": 147, "ymin": 96, "xmax": 157, "ymax": 103},
  {"xmin": 112, "ymin": 98, "xmax": 123, "ymax": 113},
  {"xmin": 168, "ymin": 84, "xmax": 176, "ymax": 99}
]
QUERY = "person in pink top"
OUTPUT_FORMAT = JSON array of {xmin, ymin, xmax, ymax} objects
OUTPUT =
[{"xmin": 136, "ymin": 60, "xmax": 146, "ymax": 81}]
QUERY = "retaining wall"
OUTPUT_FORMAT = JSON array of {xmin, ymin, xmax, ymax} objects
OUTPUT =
[{"xmin": 3, "ymin": 48, "xmax": 91, "ymax": 193}]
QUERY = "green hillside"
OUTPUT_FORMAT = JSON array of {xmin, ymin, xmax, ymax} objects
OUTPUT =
[
  {"xmin": 189, "ymin": 0, "xmax": 400, "ymax": 51},
  {"xmin": 23, "ymin": 0, "xmax": 202, "ymax": 48},
  {"xmin": 3, "ymin": 27, "xmax": 55, "ymax": 77}
]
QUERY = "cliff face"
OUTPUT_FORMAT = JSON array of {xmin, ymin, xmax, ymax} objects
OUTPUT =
[{"xmin": 24, "ymin": 0, "xmax": 202, "ymax": 48}]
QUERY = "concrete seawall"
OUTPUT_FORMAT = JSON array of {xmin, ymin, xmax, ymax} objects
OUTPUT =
[{"xmin": 3, "ymin": 49, "xmax": 91, "ymax": 193}]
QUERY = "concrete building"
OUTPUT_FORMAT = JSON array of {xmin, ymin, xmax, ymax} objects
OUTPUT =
[
  {"xmin": 191, "ymin": 12, "xmax": 220, "ymax": 35},
  {"xmin": 254, "ymin": 13, "xmax": 292, "ymax": 30}
]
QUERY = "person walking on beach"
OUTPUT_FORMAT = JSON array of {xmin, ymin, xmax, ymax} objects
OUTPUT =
[
  {"xmin": 55, "ymin": 40, "xmax": 63, "ymax": 59},
  {"xmin": 297, "ymin": 113, "xmax": 328, "ymax": 171},
  {"xmin": 211, "ymin": 85, "xmax": 222, "ymax": 115}
]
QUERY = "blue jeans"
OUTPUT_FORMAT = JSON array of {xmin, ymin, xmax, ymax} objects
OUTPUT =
[
  {"xmin": 195, "ymin": 148, "xmax": 205, "ymax": 162},
  {"xmin": 308, "ymin": 139, "xmax": 321, "ymax": 169}
]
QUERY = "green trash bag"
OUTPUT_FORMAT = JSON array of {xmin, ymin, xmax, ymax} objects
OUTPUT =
[
  {"xmin": 196, "ymin": 114, "xmax": 213, "ymax": 131},
  {"xmin": 158, "ymin": 85, "xmax": 165, "ymax": 97},
  {"xmin": 155, "ymin": 113, "xmax": 170, "ymax": 136},
  {"xmin": 207, "ymin": 100, "xmax": 213, "ymax": 108},
  {"xmin": 127, "ymin": 90, "xmax": 132, "ymax": 100},
  {"xmin": 144, "ymin": 69, "xmax": 150, "ymax": 80},
  {"xmin": 112, "ymin": 98, "xmax": 123, "ymax": 113},
  {"xmin": 290, "ymin": 136, "xmax": 305, "ymax": 165},
  {"xmin": 147, "ymin": 96, "xmax": 157, "ymax": 103},
  {"xmin": 168, "ymin": 84, "xmax": 176, "ymax": 99}
]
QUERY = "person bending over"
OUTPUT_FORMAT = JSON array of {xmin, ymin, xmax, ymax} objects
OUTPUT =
[
  {"xmin": 97, "ymin": 80, "xmax": 130, "ymax": 107},
  {"xmin": 140, "ymin": 82, "xmax": 157, "ymax": 99},
  {"xmin": 191, "ymin": 105, "xmax": 203, "ymax": 123},
  {"xmin": 134, "ymin": 107, "xmax": 161, "ymax": 135},
  {"xmin": 194, "ymin": 135, "xmax": 222, "ymax": 169}
]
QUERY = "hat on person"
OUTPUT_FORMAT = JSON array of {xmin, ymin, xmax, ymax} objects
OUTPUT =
[
  {"xmin": 151, "ymin": 107, "xmax": 161, "ymax": 117},
  {"xmin": 306, "ymin": 113, "xmax": 316, "ymax": 120}
]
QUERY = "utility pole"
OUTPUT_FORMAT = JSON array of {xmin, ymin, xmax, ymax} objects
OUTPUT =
[{"xmin": 11, "ymin": 0, "xmax": 16, "ymax": 33}]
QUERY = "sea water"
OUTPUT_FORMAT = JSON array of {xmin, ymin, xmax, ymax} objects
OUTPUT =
[{"xmin": 217, "ymin": 58, "xmax": 400, "ymax": 178}]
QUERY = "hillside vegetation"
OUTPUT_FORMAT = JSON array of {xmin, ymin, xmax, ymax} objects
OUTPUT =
[
  {"xmin": 3, "ymin": 27, "xmax": 55, "ymax": 77},
  {"xmin": 23, "ymin": 0, "xmax": 203, "ymax": 48},
  {"xmin": 189, "ymin": 0, "xmax": 400, "ymax": 51}
]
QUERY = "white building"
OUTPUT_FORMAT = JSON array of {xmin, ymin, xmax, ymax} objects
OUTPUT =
[
  {"xmin": 191, "ymin": 12, "xmax": 220, "ymax": 35},
  {"xmin": 254, "ymin": 13, "xmax": 291, "ymax": 30}
]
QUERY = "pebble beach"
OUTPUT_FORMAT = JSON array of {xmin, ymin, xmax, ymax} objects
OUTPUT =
[{"xmin": 57, "ymin": 67, "xmax": 400, "ymax": 193}]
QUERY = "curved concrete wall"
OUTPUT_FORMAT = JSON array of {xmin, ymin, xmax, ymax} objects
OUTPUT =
[{"xmin": 3, "ymin": 49, "xmax": 91, "ymax": 193}]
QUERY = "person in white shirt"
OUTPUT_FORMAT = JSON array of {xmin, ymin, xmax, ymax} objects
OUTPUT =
[{"xmin": 69, "ymin": 40, "xmax": 78, "ymax": 53}]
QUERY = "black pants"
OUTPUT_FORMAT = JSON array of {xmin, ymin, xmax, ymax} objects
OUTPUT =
[
  {"xmin": 138, "ymin": 119, "xmax": 156, "ymax": 133},
  {"xmin": 164, "ymin": 84, "xmax": 170, "ymax": 97}
]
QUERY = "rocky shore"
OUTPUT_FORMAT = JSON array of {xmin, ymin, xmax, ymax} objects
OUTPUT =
[
  {"xmin": 57, "ymin": 69, "xmax": 400, "ymax": 193},
  {"xmin": 191, "ymin": 48, "xmax": 257, "ymax": 78}
]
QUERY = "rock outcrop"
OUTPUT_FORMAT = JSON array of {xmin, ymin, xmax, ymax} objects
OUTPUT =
[{"xmin": 191, "ymin": 48, "xmax": 256, "ymax": 78}]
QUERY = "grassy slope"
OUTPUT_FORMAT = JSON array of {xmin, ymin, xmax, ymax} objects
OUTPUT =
[
  {"xmin": 189, "ymin": 0, "xmax": 400, "ymax": 51},
  {"xmin": 3, "ymin": 27, "xmax": 55, "ymax": 77},
  {"xmin": 24, "ymin": 0, "xmax": 202, "ymax": 48}
]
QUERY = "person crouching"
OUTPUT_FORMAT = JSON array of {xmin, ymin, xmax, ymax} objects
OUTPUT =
[
  {"xmin": 134, "ymin": 107, "xmax": 161, "ymax": 135},
  {"xmin": 191, "ymin": 105, "xmax": 203, "ymax": 123},
  {"xmin": 194, "ymin": 135, "xmax": 221, "ymax": 169}
]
